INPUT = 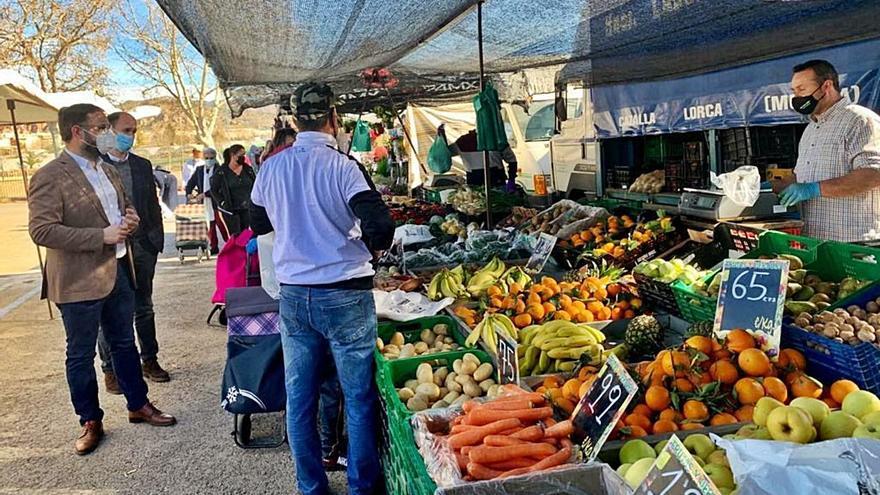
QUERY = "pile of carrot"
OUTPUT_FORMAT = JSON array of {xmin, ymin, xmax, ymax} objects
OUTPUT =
[{"xmin": 443, "ymin": 384, "xmax": 575, "ymax": 481}]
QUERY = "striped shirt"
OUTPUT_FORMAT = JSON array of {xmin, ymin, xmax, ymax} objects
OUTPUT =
[{"xmin": 794, "ymin": 97, "xmax": 880, "ymax": 242}]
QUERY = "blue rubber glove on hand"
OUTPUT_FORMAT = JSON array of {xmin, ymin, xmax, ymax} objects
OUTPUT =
[
  {"xmin": 779, "ymin": 182, "xmax": 820, "ymax": 207},
  {"xmin": 760, "ymin": 181, "xmax": 773, "ymax": 190},
  {"xmin": 246, "ymin": 238, "xmax": 258, "ymax": 255},
  {"xmin": 504, "ymin": 180, "xmax": 517, "ymax": 193}
]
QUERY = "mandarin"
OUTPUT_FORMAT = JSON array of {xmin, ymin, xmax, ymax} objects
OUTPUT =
[
  {"xmin": 653, "ymin": 420, "xmax": 679, "ymax": 434},
  {"xmin": 645, "ymin": 385, "xmax": 671, "ymax": 411},
  {"xmin": 709, "ymin": 359, "xmax": 739, "ymax": 385},
  {"xmin": 790, "ymin": 373, "xmax": 823, "ymax": 399},
  {"xmin": 734, "ymin": 377, "xmax": 765, "ymax": 405},
  {"xmin": 830, "ymin": 379, "xmax": 860, "ymax": 404},
  {"xmin": 725, "ymin": 329, "xmax": 756, "ymax": 353},
  {"xmin": 683, "ymin": 400, "xmax": 710, "ymax": 422},
  {"xmin": 762, "ymin": 376, "xmax": 788, "ymax": 403},
  {"xmin": 738, "ymin": 348, "xmax": 772, "ymax": 377}
]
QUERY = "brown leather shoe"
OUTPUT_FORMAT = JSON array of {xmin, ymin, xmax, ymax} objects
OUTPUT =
[
  {"xmin": 129, "ymin": 402, "xmax": 177, "ymax": 427},
  {"xmin": 104, "ymin": 371, "xmax": 122, "ymax": 395},
  {"xmin": 75, "ymin": 420, "xmax": 104, "ymax": 455},
  {"xmin": 142, "ymin": 359, "xmax": 170, "ymax": 383}
]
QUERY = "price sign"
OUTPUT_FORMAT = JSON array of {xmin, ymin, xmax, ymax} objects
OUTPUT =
[
  {"xmin": 495, "ymin": 330, "xmax": 519, "ymax": 386},
  {"xmin": 571, "ymin": 355, "xmax": 638, "ymax": 461},
  {"xmin": 714, "ymin": 259, "xmax": 789, "ymax": 355},
  {"xmin": 525, "ymin": 233, "xmax": 558, "ymax": 274},
  {"xmin": 634, "ymin": 435, "xmax": 722, "ymax": 495}
]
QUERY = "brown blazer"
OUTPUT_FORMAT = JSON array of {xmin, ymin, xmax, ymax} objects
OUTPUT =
[{"xmin": 28, "ymin": 151, "xmax": 136, "ymax": 304}]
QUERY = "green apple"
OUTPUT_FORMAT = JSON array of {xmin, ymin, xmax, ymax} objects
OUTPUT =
[
  {"xmin": 736, "ymin": 424, "xmax": 759, "ymax": 437},
  {"xmin": 843, "ymin": 391, "xmax": 880, "ymax": 420},
  {"xmin": 753, "ymin": 397, "xmax": 785, "ymax": 427},
  {"xmin": 694, "ymin": 456, "xmax": 705, "ymax": 467},
  {"xmin": 790, "ymin": 397, "xmax": 831, "ymax": 426},
  {"xmin": 853, "ymin": 423, "xmax": 880, "ymax": 440},
  {"xmin": 736, "ymin": 424, "xmax": 771, "ymax": 440},
  {"xmin": 719, "ymin": 488, "xmax": 734, "ymax": 495},
  {"xmin": 766, "ymin": 406, "xmax": 815, "ymax": 443},
  {"xmin": 619, "ymin": 439, "xmax": 657, "ymax": 465},
  {"xmin": 819, "ymin": 411, "xmax": 863, "ymax": 440},
  {"xmin": 722, "ymin": 434, "xmax": 740, "ymax": 441},
  {"xmin": 861, "ymin": 411, "xmax": 880, "ymax": 426},
  {"xmin": 624, "ymin": 457, "xmax": 656, "ymax": 489},
  {"xmin": 616, "ymin": 463, "xmax": 633, "ymax": 477},
  {"xmin": 654, "ymin": 439, "xmax": 669, "ymax": 456},
  {"xmin": 704, "ymin": 463, "xmax": 736, "ymax": 489},
  {"xmin": 707, "ymin": 449, "xmax": 730, "ymax": 467},
  {"xmin": 752, "ymin": 426, "xmax": 773, "ymax": 440},
  {"xmin": 683, "ymin": 434, "xmax": 715, "ymax": 461}
]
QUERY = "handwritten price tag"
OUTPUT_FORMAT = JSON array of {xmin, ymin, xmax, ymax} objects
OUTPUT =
[
  {"xmin": 571, "ymin": 355, "xmax": 638, "ymax": 461},
  {"xmin": 525, "ymin": 233, "xmax": 558, "ymax": 274},
  {"xmin": 634, "ymin": 435, "xmax": 722, "ymax": 495},
  {"xmin": 495, "ymin": 330, "xmax": 519, "ymax": 386}
]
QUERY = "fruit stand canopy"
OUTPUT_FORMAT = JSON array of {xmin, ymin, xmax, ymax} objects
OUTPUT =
[{"xmin": 156, "ymin": 0, "xmax": 880, "ymax": 116}]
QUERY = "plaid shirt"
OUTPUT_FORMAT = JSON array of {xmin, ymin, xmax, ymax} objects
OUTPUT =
[{"xmin": 794, "ymin": 97, "xmax": 880, "ymax": 241}]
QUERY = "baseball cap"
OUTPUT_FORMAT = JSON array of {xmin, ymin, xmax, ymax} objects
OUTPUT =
[{"xmin": 291, "ymin": 83, "xmax": 336, "ymax": 121}]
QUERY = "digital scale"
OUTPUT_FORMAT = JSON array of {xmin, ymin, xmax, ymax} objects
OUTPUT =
[
  {"xmin": 426, "ymin": 174, "xmax": 463, "ymax": 188},
  {"xmin": 678, "ymin": 188, "xmax": 792, "ymax": 221}
]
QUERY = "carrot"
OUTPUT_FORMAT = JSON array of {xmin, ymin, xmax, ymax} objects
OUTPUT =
[
  {"xmin": 455, "ymin": 452, "xmax": 469, "ymax": 471},
  {"xmin": 469, "ymin": 442, "xmax": 558, "ymax": 464},
  {"xmin": 467, "ymin": 462, "xmax": 504, "ymax": 480},
  {"xmin": 452, "ymin": 416, "xmax": 464, "ymax": 425},
  {"xmin": 497, "ymin": 446, "xmax": 572, "ymax": 478},
  {"xmin": 467, "ymin": 407, "xmax": 554, "ymax": 426},
  {"xmin": 450, "ymin": 424, "xmax": 477, "ymax": 434},
  {"xmin": 511, "ymin": 424, "xmax": 544, "ymax": 441},
  {"xmin": 473, "ymin": 399, "xmax": 535, "ymax": 411},
  {"xmin": 499, "ymin": 384, "xmax": 530, "ymax": 396},
  {"xmin": 498, "ymin": 426, "xmax": 523, "ymax": 436},
  {"xmin": 486, "ymin": 458, "xmax": 540, "ymax": 470},
  {"xmin": 560, "ymin": 438, "xmax": 573, "ymax": 449},
  {"xmin": 461, "ymin": 446, "xmax": 473, "ymax": 455},
  {"xmin": 448, "ymin": 418, "xmax": 522, "ymax": 449},
  {"xmin": 462, "ymin": 400, "xmax": 480, "ymax": 414},
  {"xmin": 543, "ymin": 417, "xmax": 558, "ymax": 427},
  {"xmin": 484, "ymin": 435, "xmax": 527, "ymax": 447},
  {"xmin": 540, "ymin": 438, "xmax": 559, "ymax": 447},
  {"xmin": 544, "ymin": 419, "xmax": 574, "ymax": 438}
]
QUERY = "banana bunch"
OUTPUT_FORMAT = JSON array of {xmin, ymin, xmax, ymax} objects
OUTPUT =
[
  {"xmin": 427, "ymin": 267, "xmax": 468, "ymax": 301},
  {"xmin": 466, "ymin": 257, "xmax": 506, "ymax": 297},
  {"xmin": 500, "ymin": 266, "xmax": 531, "ymax": 290},
  {"xmin": 518, "ymin": 320, "xmax": 606, "ymax": 376},
  {"xmin": 465, "ymin": 313, "xmax": 517, "ymax": 354}
]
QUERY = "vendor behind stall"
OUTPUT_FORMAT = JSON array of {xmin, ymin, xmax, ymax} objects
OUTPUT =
[
  {"xmin": 774, "ymin": 59, "xmax": 880, "ymax": 242},
  {"xmin": 449, "ymin": 129, "xmax": 517, "ymax": 191}
]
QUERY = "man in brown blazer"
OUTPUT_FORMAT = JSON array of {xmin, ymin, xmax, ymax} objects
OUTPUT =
[{"xmin": 28, "ymin": 103, "xmax": 176, "ymax": 456}]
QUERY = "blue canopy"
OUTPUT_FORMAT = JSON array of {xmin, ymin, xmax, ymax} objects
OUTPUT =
[{"xmin": 592, "ymin": 38, "xmax": 880, "ymax": 139}]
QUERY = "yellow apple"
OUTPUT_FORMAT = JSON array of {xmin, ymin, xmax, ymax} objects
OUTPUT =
[
  {"xmin": 766, "ymin": 406, "xmax": 815, "ymax": 443},
  {"xmin": 624, "ymin": 458, "xmax": 656, "ymax": 489},
  {"xmin": 853, "ymin": 424, "xmax": 880, "ymax": 440},
  {"xmin": 861, "ymin": 411, "xmax": 880, "ymax": 426},
  {"xmin": 704, "ymin": 463, "xmax": 736, "ymax": 490},
  {"xmin": 753, "ymin": 397, "xmax": 784, "ymax": 427},
  {"xmin": 843, "ymin": 391, "xmax": 880, "ymax": 420},
  {"xmin": 819, "ymin": 411, "xmax": 863, "ymax": 440},
  {"xmin": 790, "ymin": 397, "xmax": 830, "ymax": 426}
]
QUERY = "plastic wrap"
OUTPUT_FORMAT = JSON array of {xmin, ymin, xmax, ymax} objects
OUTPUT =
[
  {"xmin": 710, "ymin": 166, "xmax": 761, "ymax": 207},
  {"xmin": 373, "ymin": 290, "xmax": 454, "ymax": 321}
]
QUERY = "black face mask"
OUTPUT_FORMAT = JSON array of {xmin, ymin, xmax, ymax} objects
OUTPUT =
[
  {"xmin": 792, "ymin": 85, "xmax": 824, "ymax": 115},
  {"xmin": 237, "ymin": 155, "xmax": 246, "ymax": 166}
]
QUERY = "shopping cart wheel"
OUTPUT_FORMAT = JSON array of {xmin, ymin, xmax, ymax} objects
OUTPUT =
[
  {"xmin": 234, "ymin": 414, "xmax": 252, "ymax": 447},
  {"xmin": 178, "ymin": 249, "xmax": 185, "ymax": 264}
]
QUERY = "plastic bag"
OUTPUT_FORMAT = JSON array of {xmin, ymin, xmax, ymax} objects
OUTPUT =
[
  {"xmin": 373, "ymin": 290, "xmax": 453, "ymax": 321},
  {"xmin": 394, "ymin": 224, "xmax": 435, "ymax": 247},
  {"xmin": 715, "ymin": 436, "xmax": 880, "ymax": 495},
  {"xmin": 710, "ymin": 165, "xmax": 761, "ymax": 207},
  {"xmin": 257, "ymin": 233, "xmax": 280, "ymax": 300},
  {"xmin": 428, "ymin": 131, "xmax": 453, "ymax": 174},
  {"xmin": 351, "ymin": 120, "xmax": 372, "ymax": 152}
]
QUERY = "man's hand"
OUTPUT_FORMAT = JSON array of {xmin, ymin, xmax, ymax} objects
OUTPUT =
[
  {"xmin": 195, "ymin": 193, "xmax": 205, "ymax": 202},
  {"xmin": 779, "ymin": 182, "xmax": 821, "ymax": 207},
  {"xmin": 103, "ymin": 225, "xmax": 128, "ymax": 245},
  {"xmin": 121, "ymin": 207, "xmax": 140, "ymax": 234}
]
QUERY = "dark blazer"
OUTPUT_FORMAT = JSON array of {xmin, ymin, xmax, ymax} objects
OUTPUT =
[
  {"xmin": 210, "ymin": 164, "xmax": 256, "ymax": 214},
  {"xmin": 184, "ymin": 164, "xmax": 214, "ymax": 197},
  {"xmin": 102, "ymin": 152, "xmax": 164, "ymax": 254}
]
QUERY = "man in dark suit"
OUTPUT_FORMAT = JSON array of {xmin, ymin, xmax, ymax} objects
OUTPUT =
[
  {"xmin": 185, "ymin": 147, "xmax": 227, "ymax": 254},
  {"xmin": 97, "ymin": 112, "xmax": 170, "ymax": 393},
  {"xmin": 29, "ymin": 104, "xmax": 176, "ymax": 456}
]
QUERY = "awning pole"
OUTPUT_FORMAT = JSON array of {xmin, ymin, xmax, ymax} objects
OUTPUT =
[
  {"xmin": 382, "ymin": 88, "xmax": 426, "ymax": 182},
  {"xmin": 6, "ymin": 99, "xmax": 53, "ymax": 320},
  {"xmin": 477, "ymin": 0, "xmax": 491, "ymax": 228}
]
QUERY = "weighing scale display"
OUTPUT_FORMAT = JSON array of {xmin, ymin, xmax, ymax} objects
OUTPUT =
[{"xmin": 694, "ymin": 196, "xmax": 717, "ymax": 209}]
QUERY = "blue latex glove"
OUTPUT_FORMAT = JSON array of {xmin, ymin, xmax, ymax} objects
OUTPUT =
[
  {"xmin": 779, "ymin": 182, "xmax": 821, "ymax": 207},
  {"xmin": 760, "ymin": 181, "xmax": 773, "ymax": 190},
  {"xmin": 504, "ymin": 180, "xmax": 517, "ymax": 193},
  {"xmin": 246, "ymin": 238, "xmax": 258, "ymax": 255}
]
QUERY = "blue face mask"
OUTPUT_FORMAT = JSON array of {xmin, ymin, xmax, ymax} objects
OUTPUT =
[{"xmin": 115, "ymin": 133, "xmax": 135, "ymax": 152}]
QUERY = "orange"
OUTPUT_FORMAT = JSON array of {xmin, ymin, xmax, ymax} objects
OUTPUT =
[
  {"xmin": 734, "ymin": 377, "xmax": 765, "ymax": 405},
  {"xmin": 575, "ymin": 311, "xmax": 595, "ymax": 323},
  {"xmin": 514, "ymin": 298, "xmax": 526, "ymax": 314},
  {"xmin": 600, "ymin": 306, "xmax": 613, "ymax": 321},
  {"xmin": 762, "ymin": 376, "xmax": 788, "ymax": 403},
  {"xmin": 586, "ymin": 300, "xmax": 604, "ymax": 314},
  {"xmin": 735, "ymin": 405, "xmax": 755, "ymax": 423},
  {"xmin": 610, "ymin": 307, "xmax": 624, "ymax": 320},
  {"xmin": 713, "ymin": 348, "xmax": 733, "ymax": 362},
  {"xmin": 571, "ymin": 300, "xmax": 587, "ymax": 313},
  {"xmin": 624, "ymin": 413, "xmax": 652, "ymax": 433},
  {"xmin": 660, "ymin": 351, "xmax": 691, "ymax": 378},
  {"xmin": 559, "ymin": 294, "xmax": 573, "ymax": 309},
  {"xmin": 555, "ymin": 398, "xmax": 576, "ymax": 415},
  {"xmin": 593, "ymin": 287, "xmax": 608, "ymax": 301},
  {"xmin": 680, "ymin": 422, "xmax": 706, "ymax": 431},
  {"xmin": 784, "ymin": 370, "xmax": 805, "ymax": 386},
  {"xmin": 645, "ymin": 385, "xmax": 671, "ymax": 411},
  {"xmin": 621, "ymin": 425, "xmax": 648, "ymax": 439},
  {"xmin": 653, "ymin": 419, "xmax": 679, "ymax": 434},
  {"xmin": 624, "ymin": 309, "xmax": 637, "ymax": 319},
  {"xmin": 738, "ymin": 348, "xmax": 772, "ymax": 377},
  {"xmin": 509, "ymin": 282, "xmax": 523, "ymax": 295},
  {"xmin": 674, "ymin": 378, "xmax": 696, "ymax": 393},
  {"xmin": 659, "ymin": 408, "xmax": 683, "ymax": 423},
  {"xmin": 777, "ymin": 348, "xmax": 807, "ymax": 371},
  {"xmin": 513, "ymin": 313, "xmax": 533, "ymax": 328},
  {"xmin": 578, "ymin": 380, "xmax": 593, "ymax": 399},
  {"xmin": 542, "ymin": 302, "xmax": 556, "ymax": 316},
  {"xmin": 562, "ymin": 379, "xmax": 582, "ymax": 401},
  {"xmin": 535, "ymin": 386, "xmax": 547, "ymax": 394},
  {"xmin": 725, "ymin": 329, "xmax": 756, "ymax": 353},
  {"xmin": 527, "ymin": 303, "xmax": 546, "ymax": 321},
  {"xmin": 830, "ymin": 379, "xmax": 860, "ymax": 404},
  {"xmin": 710, "ymin": 413, "xmax": 739, "ymax": 426},
  {"xmin": 709, "ymin": 360, "xmax": 739, "ymax": 385},
  {"xmin": 632, "ymin": 404, "xmax": 654, "ymax": 418},
  {"xmin": 607, "ymin": 283, "xmax": 621, "ymax": 297},
  {"xmin": 489, "ymin": 296, "xmax": 504, "ymax": 309},
  {"xmin": 527, "ymin": 292, "xmax": 542, "ymax": 306},
  {"xmin": 487, "ymin": 285, "xmax": 503, "ymax": 298},
  {"xmin": 554, "ymin": 310, "xmax": 573, "ymax": 321},
  {"xmin": 823, "ymin": 397, "xmax": 841, "ymax": 409},
  {"xmin": 790, "ymin": 374, "xmax": 823, "ymax": 399},
  {"xmin": 685, "ymin": 336, "xmax": 714, "ymax": 356},
  {"xmin": 543, "ymin": 375, "xmax": 564, "ymax": 389},
  {"xmin": 578, "ymin": 365, "xmax": 599, "ymax": 381},
  {"xmin": 683, "ymin": 400, "xmax": 710, "ymax": 422}
]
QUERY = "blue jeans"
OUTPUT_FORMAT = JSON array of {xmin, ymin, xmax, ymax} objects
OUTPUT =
[
  {"xmin": 318, "ymin": 349, "xmax": 344, "ymax": 459},
  {"xmin": 280, "ymin": 286, "xmax": 380, "ymax": 495},
  {"xmin": 57, "ymin": 261, "xmax": 149, "ymax": 424}
]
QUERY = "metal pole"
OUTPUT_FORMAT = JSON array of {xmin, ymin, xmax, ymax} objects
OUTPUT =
[
  {"xmin": 383, "ymin": 88, "xmax": 427, "ymax": 179},
  {"xmin": 477, "ymin": 1, "xmax": 491, "ymax": 227},
  {"xmin": 6, "ymin": 99, "xmax": 53, "ymax": 319}
]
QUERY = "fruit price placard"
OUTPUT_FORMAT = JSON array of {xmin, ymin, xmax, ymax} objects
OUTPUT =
[
  {"xmin": 634, "ymin": 435, "xmax": 722, "ymax": 495},
  {"xmin": 495, "ymin": 330, "xmax": 519, "ymax": 386},
  {"xmin": 572, "ymin": 354, "xmax": 638, "ymax": 461},
  {"xmin": 525, "ymin": 233, "xmax": 557, "ymax": 274},
  {"xmin": 714, "ymin": 259, "xmax": 789, "ymax": 356}
]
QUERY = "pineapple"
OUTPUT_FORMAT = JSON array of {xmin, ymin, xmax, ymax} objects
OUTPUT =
[
  {"xmin": 686, "ymin": 320, "xmax": 714, "ymax": 338},
  {"xmin": 563, "ymin": 259, "xmax": 624, "ymax": 284},
  {"xmin": 624, "ymin": 315, "xmax": 664, "ymax": 356}
]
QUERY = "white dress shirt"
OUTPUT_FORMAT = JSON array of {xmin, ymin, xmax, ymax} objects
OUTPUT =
[{"xmin": 66, "ymin": 149, "xmax": 127, "ymax": 258}]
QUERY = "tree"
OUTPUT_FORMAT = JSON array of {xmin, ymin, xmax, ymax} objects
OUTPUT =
[
  {"xmin": 115, "ymin": 2, "xmax": 221, "ymax": 148},
  {"xmin": 0, "ymin": 0, "xmax": 112, "ymax": 92}
]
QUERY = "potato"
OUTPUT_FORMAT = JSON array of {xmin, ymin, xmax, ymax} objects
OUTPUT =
[
  {"xmin": 442, "ymin": 344, "xmax": 453, "ymax": 351},
  {"xmin": 434, "ymin": 367, "xmax": 449, "ymax": 383},
  {"xmin": 399, "ymin": 344, "xmax": 416, "ymax": 359},
  {"xmin": 433, "ymin": 324, "xmax": 449, "ymax": 336},
  {"xmin": 455, "ymin": 374, "xmax": 476, "ymax": 386},
  {"xmin": 414, "ymin": 342, "xmax": 429, "ymax": 354},
  {"xmin": 473, "ymin": 363, "xmax": 494, "ymax": 382},
  {"xmin": 445, "ymin": 373, "xmax": 462, "ymax": 393},
  {"xmin": 404, "ymin": 379, "xmax": 419, "ymax": 391},
  {"xmin": 390, "ymin": 332, "xmax": 405, "ymax": 347},
  {"xmin": 439, "ymin": 387, "xmax": 448, "ymax": 397},
  {"xmin": 420, "ymin": 329, "xmax": 436, "ymax": 345},
  {"xmin": 433, "ymin": 339, "xmax": 445, "ymax": 349},
  {"xmin": 397, "ymin": 387, "xmax": 415, "ymax": 401},
  {"xmin": 443, "ymin": 390, "xmax": 461, "ymax": 404},
  {"xmin": 444, "ymin": 337, "xmax": 454, "ymax": 344},
  {"xmin": 416, "ymin": 382, "xmax": 441, "ymax": 400},
  {"xmin": 450, "ymin": 395, "xmax": 469, "ymax": 407},
  {"xmin": 383, "ymin": 344, "xmax": 400, "ymax": 354},
  {"xmin": 479, "ymin": 378, "xmax": 496, "ymax": 393},
  {"xmin": 416, "ymin": 363, "xmax": 434, "ymax": 384},
  {"xmin": 487, "ymin": 384, "xmax": 500, "ymax": 399},
  {"xmin": 406, "ymin": 396, "xmax": 428, "ymax": 412},
  {"xmin": 462, "ymin": 353, "xmax": 481, "ymax": 366},
  {"xmin": 376, "ymin": 338, "xmax": 385, "ymax": 350},
  {"xmin": 431, "ymin": 400, "xmax": 449, "ymax": 410},
  {"xmin": 463, "ymin": 382, "xmax": 482, "ymax": 398},
  {"xmin": 453, "ymin": 359, "xmax": 463, "ymax": 374},
  {"xmin": 460, "ymin": 360, "xmax": 478, "ymax": 376}
]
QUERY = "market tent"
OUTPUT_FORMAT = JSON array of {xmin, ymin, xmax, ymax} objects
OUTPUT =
[
  {"xmin": 0, "ymin": 70, "xmax": 59, "ymax": 124},
  {"xmin": 44, "ymin": 91, "xmax": 120, "ymax": 115}
]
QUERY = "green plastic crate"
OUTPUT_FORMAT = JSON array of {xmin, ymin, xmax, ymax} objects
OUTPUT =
[
  {"xmin": 671, "ymin": 276, "xmax": 718, "ymax": 324},
  {"xmin": 376, "ymin": 316, "xmax": 467, "ymax": 364},
  {"xmin": 810, "ymin": 241, "xmax": 880, "ymax": 282},
  {"xmin": 741, "ymin": 230, "xmax": 822, "ymax": 265}
]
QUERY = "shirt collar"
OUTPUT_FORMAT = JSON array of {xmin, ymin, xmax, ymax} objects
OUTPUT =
[
  {"xmin": 813, "ymin": 95, "xmax": 850, "ymax": 123},
  {"xmin": 106, "ymin": 152, "xmax": 129, "ymax": 163},
  {"xmin": 294, "ymin": 131, "xmax": 338, "ymax": 148},
  {"xmin": 66, "ymin": 148, "xmax": 101, "ymax": 170}
]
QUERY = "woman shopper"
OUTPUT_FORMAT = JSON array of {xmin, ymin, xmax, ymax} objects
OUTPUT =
[{"xmin": 211, "ymin": 144, "xmax": 256, "ymax": 236}]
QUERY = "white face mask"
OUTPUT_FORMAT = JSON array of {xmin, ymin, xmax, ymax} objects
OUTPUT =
[{"xmin": 86, "ymin": 129, "xmax": 116, "ymax": 155}]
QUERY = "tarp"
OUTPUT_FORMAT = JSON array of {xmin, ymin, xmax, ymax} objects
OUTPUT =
[
  {"xmin": 592, "ymin": 38, "xmax": 880, "ymax": 138},
  {"xmin": 156, "ymin": 0, "xmax": 880, "ymax": 117},
  {"xmin": 44, "ymin": 91, "xmax": 120, "ymax": 115},
  {"xmin": 0, "ymin": 70, "xmax": 59, "ymax": 125}
]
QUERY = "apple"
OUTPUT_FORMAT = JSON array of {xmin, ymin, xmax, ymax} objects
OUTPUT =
[
  {"xmin": 752, "ymin": 427, "xmax": 773, "ymax": 440},
  {"xmin": 617, "ymin": 463, "xmax": 632, "ymax": 478},
  {"xmin": 853, "ymin": 424, "xmax": 880, "ymax": 440},
  {"xmin": 719, "ymin": 489, "xmax": 734, "ymax": 495},
  {"xmin": 766, "ymin": 406, "xmax": 815, "ymax": 444},
  {"xmin": 624, "ymin": 457, "xmax": 656, "ymax": 488},
  {"xmin": 790, "ymin": 397, "xmax": 831, "ymax": 426},
  {"xmin": 683, "ymin": 433, "xmax": 715, "ymax": 461},
  {"xmin": 753, "ymin": 397, "xmax": 784, "ymax": 427},
  {"xmin": 654, "ymin": 439, "xmax": 669, "ymax": 456},
  {"xmin": 722, "ymin": 434, "xmax": 740, "ymax": 441},
  {"xmin": 704, "ymin": 463, "xmax": 736, "ymax": 489},
  {"xmin": 819, "ymin": 411, "xmax": 863, "ymax": 440},
  {"xmin": 842, "ymin": 391, "xmax": 880, "ymax": 420},
  {"xmin": 694, "ymin": 456, "xmax": 706, "ymax": 467},
  {"xmin": 707, "ymin": 449, "xmax": 730, "ymax": 467},
  {"xmin": 861, "ymin": 411, "xmax": 880, "ymax": 426},
  {"xmin": 619, "ymin": 439, "xmax": 656, "ymax": 465}
]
